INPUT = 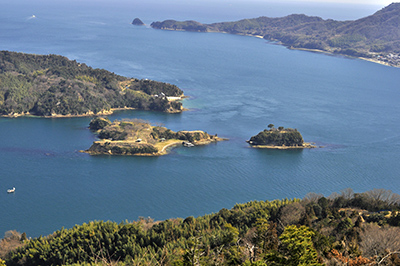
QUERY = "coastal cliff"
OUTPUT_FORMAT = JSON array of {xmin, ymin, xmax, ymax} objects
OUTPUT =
[
  {"xmin": 85, "ymin": 117, "xmax": 224, "ymax": 156},
  {"xmin": 248, "ymin": 126, "xmax": 315, "ymax": 149},
  {"xmin": 150, "ymin": 3, "xmax": 400, "ymax": 67}
]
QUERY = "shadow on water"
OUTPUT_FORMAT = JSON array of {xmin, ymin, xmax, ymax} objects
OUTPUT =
[
  {"xmin": 87, "ymin": 153, "xmax": 160, "ymax": 163},
  {"xmin": 253, "ymin": 147, "xmax": 305, "ymax": 157},
  {"xmin": 250, "ymin": 147, "xmax": 307, "ymax": 169}
]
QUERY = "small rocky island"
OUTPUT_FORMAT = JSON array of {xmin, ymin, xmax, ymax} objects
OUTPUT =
[
  {"xmin": 84, "ymin": 117, "xmax": 224, "ymax": 156},
  {"xmin": 131, "ymin": 18, "xmax": 144, "ymax": 26},
  {"xmin": 247, "ymin": 124, "xmax": 315, "ymax": 149}
]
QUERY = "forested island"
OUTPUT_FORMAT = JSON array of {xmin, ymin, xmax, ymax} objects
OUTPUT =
[
  {"xmin": 0, "ymin": 51, "xmax": 184, "ymax": 117},
  {"xmin": 2, "ymin": 188, "xmax": 400, "ymax": 265},
  {"xmin": 151, "ymin": 3, "xmax": 400, "ymax": 67},
  {"xmin": 247, "ymin": 125, "xmax": 315, "ymax": 149},
  {"xmin": 84, "ymin": 117, "xmax": 224, "ymax": 156},
  {"xmin": 132, "ymin": 18, "xmax": 145, "ymax": 26}
]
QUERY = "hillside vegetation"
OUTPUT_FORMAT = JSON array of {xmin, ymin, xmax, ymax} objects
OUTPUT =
[
  {"xmin": 247, "ymin": 125, "xmax": 315, "ymax": 149},
  {"xmin": 248, "ymin": 127, "xmax": 304, "ymax": 146},
  {"xmin": 0, "ymin": 51, "xmax": 183, "ymax": 117},
  {"xmin": 2, "ymin": 188, "xmax": 400, "ymax": 265},
  {"xmin": 151, "ymin": 3, "xmax": 400, "ymax": 66},
  {"xmin": 85, "ymin": 117, "xmax": 222, "ymax": 155}
]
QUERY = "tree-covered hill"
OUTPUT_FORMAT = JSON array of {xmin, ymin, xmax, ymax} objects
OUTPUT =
[
  {"xmin": 151, "ymin": 3, "xmax": 400, "ymax": 66},
  {"xmin": 247, "ymin": 125, "xmax": 315, "ymax": 149},
  {"xmin": 248, "ymin": 126, "xmax": 305, "ymax": 147},
  {"xmin": 0, "ymin": 51, "xmax": 184, "ymax": 117},
  {"xmin": 2, "ymin": 188, "xmax": 400, "ymax": 265}
]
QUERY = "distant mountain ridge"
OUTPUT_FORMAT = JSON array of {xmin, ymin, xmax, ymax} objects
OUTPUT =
[{"xmin": 150, "ymin": 3, "xmax": 400, "ymax": 66}]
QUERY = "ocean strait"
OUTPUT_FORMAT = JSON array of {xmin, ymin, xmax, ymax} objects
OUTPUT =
[{"xmin": 1, "ymin": 0, "xmax": 399, "ymax": 237}]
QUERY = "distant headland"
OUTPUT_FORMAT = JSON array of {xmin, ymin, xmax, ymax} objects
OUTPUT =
[
  {"xmin": 247, "ymin": 124, "xmax": 315, "ymax": 149},
  {"xmin": 150, "ymin": 3, "xmax": 400, "ymax": 68},
  {"xmin": 84, "ymin": 117, "xmax": 225, "ymax": 156},
  {"xmin": 0, "ymin": 51, "xmax": 184, "ymax": 118}
]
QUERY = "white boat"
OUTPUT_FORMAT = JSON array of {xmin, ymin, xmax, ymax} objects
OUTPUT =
[
  {"xmin": 182, "ymin": 142, "xmax": 194, "ymax": 147},
  {"xmin": 7, "ymin": 187, "xmax": 15, "ymax": 193}
]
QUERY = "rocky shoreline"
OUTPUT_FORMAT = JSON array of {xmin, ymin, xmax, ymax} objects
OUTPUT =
[
  {"xmin": 247, "ymin": 142, "xmax": 316, "ymax": 149},
  {"xmin": 83, "ymin": 136, "xmax": 226, "ymax": 156},
  {"xmin": 247, "ymin": 126, "xmax": 317, "ymax": 149},
  {"xmin": 83, "ymin": 117, "xmax": 225, "ymax": 156},
  {"xmin": 1, "ymin": 104, "xmax": 185, "ymax": 119}
]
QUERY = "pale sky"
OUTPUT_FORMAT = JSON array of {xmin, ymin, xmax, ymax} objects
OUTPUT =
[{"xmin": 251, "ymin": 0, "xmax": 393, "ymax": 5}]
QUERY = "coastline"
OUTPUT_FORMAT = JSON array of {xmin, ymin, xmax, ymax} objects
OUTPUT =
[
  {"xmin": 249, "ymin": 142, "xmax": 316, "ymax": 149},
  {"xmin": 212, "ymin": 30, "xmax": 399, "ymax": 69},
  {"xmin": 1, "ymin": 105, "xmax": 186, "ymax": 118},
  {"xmin": 1, "ymin": 109, "xmax": 116, "ymax": 119},
  {"xmin": 152, "ymin": 26, "xmax": 399, "ymax": 68},
  {"xmin": 83, "ymin": 136, "xmax": 226, "ymax": 157},
  {"xmin": 157, "ymin": 140, "xmax": 183, "ymax": 155},
  {"xmin": 358, "ymin": 57, "xmax": 392, "ymax": 67},
  {"xmin": 207, "ymin": 29, "xmax": 264, "ymax": 39},
  {"xmin": 288, "ymin": 47, "xmax": 397, "ymax": 68},
  {"xmin": 155, "ymin": 136, "xmax": 226, "ymax": 156}
]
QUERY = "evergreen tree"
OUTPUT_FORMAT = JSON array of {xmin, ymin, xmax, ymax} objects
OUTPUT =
[{"xmin": 266, "ymin": 225, "xmax": 322, "ymax": 266}]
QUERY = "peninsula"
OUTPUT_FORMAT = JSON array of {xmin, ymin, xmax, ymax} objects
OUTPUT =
[
  {"xmin": 84, "ymin": 117, "xmax": 224, "ymax": 156},
  {"xmin": 247, "ymin": 125, "xmax": 315, "ymax": 149},
  {"xmin": 0, "ymin": 51, "xmax": 184, "ymax": 117},
  {"xmin": 150, "ymin": 3, "xmax": 400, "ymax": 67}
]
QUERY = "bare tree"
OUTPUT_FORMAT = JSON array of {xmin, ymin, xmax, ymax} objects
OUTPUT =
[
  {"xmin": 360, "ymin": 224, "xmax": 400, "ymax": 258},
  {"xmin": 365, "ymin": 189, "xmax": 400, "ymax": 206},
  {"xmin": 278, "ymin": 202, "xmax": 306, "ymax": 227},
  {"xmin": 387, "ymin": 193, "xmax": 400, "ymax": 206},
  {"xmin": 303, "ymin": 192, "xmax": 324, "ymax": 203},
  {"xmin": 328, "ymin": 192, "xmax": 341, "ymax": 200},
  {"xmin": 340, "ymin": 188, "xmax": 355, "ymax": 200},
  {"xmin": 242, "ymin": 227, "xmax": 257, "ymax": 261}
]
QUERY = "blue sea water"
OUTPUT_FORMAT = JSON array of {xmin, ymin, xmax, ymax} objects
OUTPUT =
[{"xmin": 0, "ymin": 0, "xmax": 399, "ymax": 237}]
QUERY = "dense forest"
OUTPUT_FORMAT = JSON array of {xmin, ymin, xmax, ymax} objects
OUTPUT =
[
  {"xmin": 1, "ymin": 188, "xmax": 400, "ymax": 265},
  {"xmin": 151, "ymin": 3, "xmax": 400, "ymax": 62},
  {"xmin": 0, "ymin": 51, "xmax": 183, "ymax": 117}
]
